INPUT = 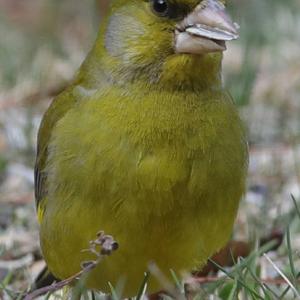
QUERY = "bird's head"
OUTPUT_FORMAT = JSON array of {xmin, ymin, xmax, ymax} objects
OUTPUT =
[{"xmin": 89, "ymin": 0, "xmax": 239, "ymax": 90}]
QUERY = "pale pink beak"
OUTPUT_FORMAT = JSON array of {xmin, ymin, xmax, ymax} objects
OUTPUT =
[{"xmin": 175, "ymin": 0, "xmax": 239, "ymax": 54}]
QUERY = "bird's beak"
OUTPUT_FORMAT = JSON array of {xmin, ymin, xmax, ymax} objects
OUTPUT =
[{"xmin": 175, "ymin": 0, "xmax": 239, "ymax": 54}]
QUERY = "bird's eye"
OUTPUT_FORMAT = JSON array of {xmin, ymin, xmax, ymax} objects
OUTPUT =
[{"xmin": 151, "ymin": 0, "xmax": 169, "ymax": 16}]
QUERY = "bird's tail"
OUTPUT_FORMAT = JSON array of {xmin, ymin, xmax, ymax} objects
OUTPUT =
[{"xmin": 32, "ymin": 265, "xmax": 58, "ymax": 290}]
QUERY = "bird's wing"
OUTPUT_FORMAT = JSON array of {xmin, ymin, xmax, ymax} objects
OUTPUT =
[
  {"xmin": 34, "ymin": 86, "xmax": 78, "ymax": 219},
  {"xmin": 35, "ymin": 47, "xmax": 105, "ymax": 220}
]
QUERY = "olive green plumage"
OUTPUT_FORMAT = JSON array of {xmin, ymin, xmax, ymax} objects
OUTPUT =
[{"xmin": 35, "ymin": 0, "xmax": 248, "ymax": 296}]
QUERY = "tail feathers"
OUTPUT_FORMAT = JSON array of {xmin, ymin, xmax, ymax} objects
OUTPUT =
[{"xmin": 32, "ymin": 265, "xmax": 59, "ymax": 290}]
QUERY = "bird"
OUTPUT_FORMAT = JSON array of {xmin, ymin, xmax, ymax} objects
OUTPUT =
[{"xmin": 35, "ymin": 0, "xmax": 248, "ymax": 296}]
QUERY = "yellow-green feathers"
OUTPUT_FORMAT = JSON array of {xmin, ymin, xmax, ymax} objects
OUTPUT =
[
  {"xmin": 38, "ymin": 87, "xmax": 247, "ymax": 295},
  {"xmin": 35, "ymin": 0, "xmax": 247, "ymax": 296}
]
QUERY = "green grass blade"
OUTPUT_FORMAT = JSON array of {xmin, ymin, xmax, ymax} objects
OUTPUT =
[
  {"xmin": 208, "ymin": 259, "xmax": 264, "ymax": 300},
  {"xmin": 291, "ymin": 194, "xmax": 300, "ymax": 220},
  {"xmin": 136, "ymin": 272, "xmax": 150, "ymax": 300},
  {"xmin": 108, "ymin": 282, "xmax": 119, "ymax": 300},
  {"xmin": 169, "ymin": 269, "xmax": 183, "ymax": 293},
  {"xmin": 286, "ymin": 226, "xmax": 297, "ymax": 280}
]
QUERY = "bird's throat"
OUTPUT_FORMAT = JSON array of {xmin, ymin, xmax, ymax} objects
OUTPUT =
[{"xmin": 159, "ymin": 53, "xmax": 223, "ymax": 91}]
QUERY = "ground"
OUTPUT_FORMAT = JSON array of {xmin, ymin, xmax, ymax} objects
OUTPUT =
[{"xmin": 0, "ymin": 0, "xmax": 300, "ymax": 299}]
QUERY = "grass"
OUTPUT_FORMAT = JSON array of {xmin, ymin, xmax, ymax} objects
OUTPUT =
[
  {"xmin": 0, "ymin": 197, "xmax": 299, "ymax": 299},
  {"xmin": 0, "ymin": 0, "xmax": 300, "ymax": 299}
]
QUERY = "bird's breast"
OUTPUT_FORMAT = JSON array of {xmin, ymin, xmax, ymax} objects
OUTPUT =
[
  {"xmin": 46, "ymin": 88, "xmax": 247, "ymax": 218},
  {"xmin": 42, "ymin": 88, "xmax": 247, "ymax": 291}
]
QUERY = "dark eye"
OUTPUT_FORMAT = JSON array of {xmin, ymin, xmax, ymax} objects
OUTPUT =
[{"xmin": 151, "ymin": 0, "xmax": 169, "ymax": 16}]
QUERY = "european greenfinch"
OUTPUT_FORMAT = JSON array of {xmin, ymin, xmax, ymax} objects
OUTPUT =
[{"xmin": 35, "ymin": 0, "xmax": 248, "ymax": 296}]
